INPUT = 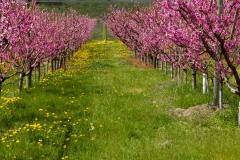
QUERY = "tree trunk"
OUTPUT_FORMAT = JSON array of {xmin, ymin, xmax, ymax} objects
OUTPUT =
[
  {"xmin": 184, "ymin": 69, "xmax": 187, "ymax": 84},
  {"xmin": 148, "ymin": 54, "xmax": 151, "ymax": 64},
  {"xmin": 59, "ymin": 59, "xmax": 62, "ymax": 69},
  {"xmin": 34, "ymin": 67, "xmax": 37, "ymax": 82},
  {"xmin": 43, "ymin": 63, "xmax": 46, "ymax": 77},
  {"xmin": 203, "ymin": 73, "xmax": 209, "ymax": 94},
  {"xmin": 19, "ymin": 73, "xmax": 24, "ymax": 92},
  {"xmin": 192, "ymin": 68, "xmax": 197, "ymax": 90},
  {"xmin": 147, "ymin": 54, "xmax": 149, "ymax": 64},
  {"xmin": 238, "ymin": 102, "xmax": 240, "ymax": 127},
  {"xmin": 0, "ymin": 80, "xmax": 2, "ymax": 97},
  {"xmin": 38, "ymin": 63, "xmax": 41, "ymax": 80},
  {"xmin": 213, "ymin": 76, "xmax": 219, "ymax": 106},
  {"xmin": 11, "ymin": 81, "xmax": 15, "ymax": 98},
  {"xmin": 171, "ymin": 64, "xmax": 174, "ymax": 79},
  {"xmin": 140, "ymin": 55, "xmax": 142, "ymax": 62},
  {"xmin": 55, "ymin": 59, "xmax": 58, "ymax": 70},
  {"xmin": 46, "ymin": 61, "xmax": 49, "ymax": 75},
  {"xmin": 102, "ymin": 23, "xmax": 107, "ymax": 43},
  {"xmin": 177, "ymin": 66, "xmax": 180, "ymax": 81},
  {"xmin": 55, "ymin": 59, "xmax": 57, "ymax": 70},
  {"xmin": 161, "ymin": 61, "xmax": 163, "ymax": 71},
  {"xmin": 63, "ymin": 57, "xmax": 66, "ymax": 71},
  {"xmin": 51, "ymin": 60, "xmax": 54, "ymax": 72},
  {"xmin": 219, "ymin": 80, "xmax": 223, "ymax": 110},
  {"xmin": 164, "ymin": 62, "xmax": 167, "ymax": 74},
  {"xmin": 58, "ymin": 58, "xmax": 61, "ymax": 69},
  {"xmin": 146, "ymin": 55, "xmax": 148, "ymax": 64},
  {"xmin": 26, "ymin": 70, "xmax": 32, "ymax": 88},
  {"xmin": 151, "ymin": 56, "xmax": 153, "ymax": 66},
  {"xmin": 214, "ymin": 0, "xmax": 223, "ymax": 108},
  {"xmin": 153, "ymin": 56, "xmax": 157, "ymax": 68}
]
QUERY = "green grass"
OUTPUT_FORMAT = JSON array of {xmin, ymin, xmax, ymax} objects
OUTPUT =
[
  {"xmin": 1, "ymin": 41, "xmax": 240, "ymax": 160},
  {"xmin": 40, "ymin": 0, "xmax": 150, "ymax": 17}
]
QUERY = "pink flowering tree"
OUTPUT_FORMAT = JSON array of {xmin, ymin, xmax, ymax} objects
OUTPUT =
[
  {"xmin": 106, "ymin": 6, "xmax": 146, "ymax": 56},
  {"xmin": 0, "ymin": 0, "xmax": 96, "ymax": 94},
  {"xmin": 157, "ymin": 0, "xmax": 239, "ymax": 109},
  {"xmin": 106, "ymin": 0, "xmax": 239, "ymax": 109},
  {"xmin": 0, "ymin": 0, "xmax": 35, "ymax": 94}
]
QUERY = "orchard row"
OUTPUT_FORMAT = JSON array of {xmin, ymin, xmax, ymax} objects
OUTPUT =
[
  {"xmin": 0, "ymin": 0, "xmax": 96, "ymax": 95},
  {"xmin": 106, "ymin": 0, "xmax": 239, "ymax": 108}
]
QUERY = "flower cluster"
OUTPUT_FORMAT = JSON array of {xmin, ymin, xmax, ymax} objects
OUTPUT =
[
  {"xmin": 0, "ymin": 97, "xmax": 21, "ymax": 109},
  {"xmin": 106, "ymin": 0, "xmax": 240, "ymax": 95},
  {"xmin": 0, "ymin": 0, "xmax": 96, "ymax": 93}
]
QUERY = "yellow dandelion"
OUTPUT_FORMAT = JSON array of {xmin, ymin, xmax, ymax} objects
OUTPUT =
[{"xmin": 90, "ymin": 137, "xmax": 96, "ymax": 141}]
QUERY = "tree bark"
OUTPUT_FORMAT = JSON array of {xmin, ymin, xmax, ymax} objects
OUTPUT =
[
  {"xmin": 192, "ymin": 68, "xmax": 197, "ymax": 90},
  {"xmin": 26, "ymin": 70, "xmax": 32, "ymax": 88},
  {"xmin": 19, "ymin": 73, "xmax": 24, "ymax": 92},
  {"xmin": 153, "ymin": 56, "xmax": 157, "ymax": 68},
  {"xmin": 63, "ymin": 57, "xmax": 67, "ymax": 71},
  {"xmin": 46, "ymin": 61, "xmax": 49, "ymax": 75},
  {"xmin": 238, "ymin": 102, "xmax": 240, "ymax": 127},
  {"xmin": 214, "ymin": 0, "xmax": 223, "ymax": 108},
  {"xmin": 161, "ymin": 61, "xmax": 163, "ymax": 71},
  {"xmin": 34, "ymin": 67, "xmax": 37, "ymax": 82},
  {"xmin": 177, "ymin": 66, "xmax": 180, "ymax": 81},
  {"xmin": 213, "ymin": 75, "xmax": 220, "ymax": 106},
  {"xmin": 56, "ymin": 59, "xmax": 58, "ymax": 70},
  {"xmin": 43, "ymin": 63, "xmax": 46, "ymax": 77},
  {"xmin": 219, "ymin": 80, "xmax": 223, "ymax": 110},
  {"xmin": 203, "ymin": 73, "xmax": 209, "ymax": 94},
  {"xmin": 184, "ymin": 69, "xmax": 187, "ymax": 84},
  {"xmin": 11, "ymin": 81, "xmax": 14, "ymax": 98},
  {"xmin": 38, "ymin": 62, "xmax": 41, "ymax": 80},
  {"xmin": 0, "ymin": 80, "xmax": 2, "ymax": 97},
  {"xmin": 164, "ymin": 62, "xmax": 167, "ymax": 74},
  {"xmin": 51, "ymin": 60, "xmax": 54, "ymax": 72}
]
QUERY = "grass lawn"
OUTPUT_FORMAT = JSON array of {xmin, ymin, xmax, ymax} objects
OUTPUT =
[
  {"xmin": 40, "ymin": 0, "xmax": 151, "ymax": 17},
  {"xmin": 1, "ymin": 40, "xmax": 240, "ymax": 160}
]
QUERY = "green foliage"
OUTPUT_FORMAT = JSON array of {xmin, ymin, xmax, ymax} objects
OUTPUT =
[{"xmin": 39, "ymin": 0, "xmax": 150, "ymax": 17}]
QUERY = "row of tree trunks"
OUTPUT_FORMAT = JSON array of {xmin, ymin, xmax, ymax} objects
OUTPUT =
[
  {"xmin": 136, "ymin": 53, "xmax": 224, "ymax": 110},
  {"xmin": 137, "ymin": 53, "xmax": 188, "ymax": 84},
  {"xmin": 16, "ymin": 57, "xmax": 68, "ymax": 93}
]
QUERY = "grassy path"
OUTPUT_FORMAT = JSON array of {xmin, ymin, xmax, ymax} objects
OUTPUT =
[{"xmin": 1, "ymin": 41, "xmax": 240, "ymax": 159}]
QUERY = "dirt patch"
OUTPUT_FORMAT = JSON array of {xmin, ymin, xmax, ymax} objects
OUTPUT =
[
  {"xmin": 169, "ymin": 104, "xmax": 215, "ymax": 121},
  {"xmin": 127, "ymin": 88, "xmax": 144, "ymax": 94},
  {"xmin": 124, "ymin": 55, "xmax": 152, "ymax": 69}
]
